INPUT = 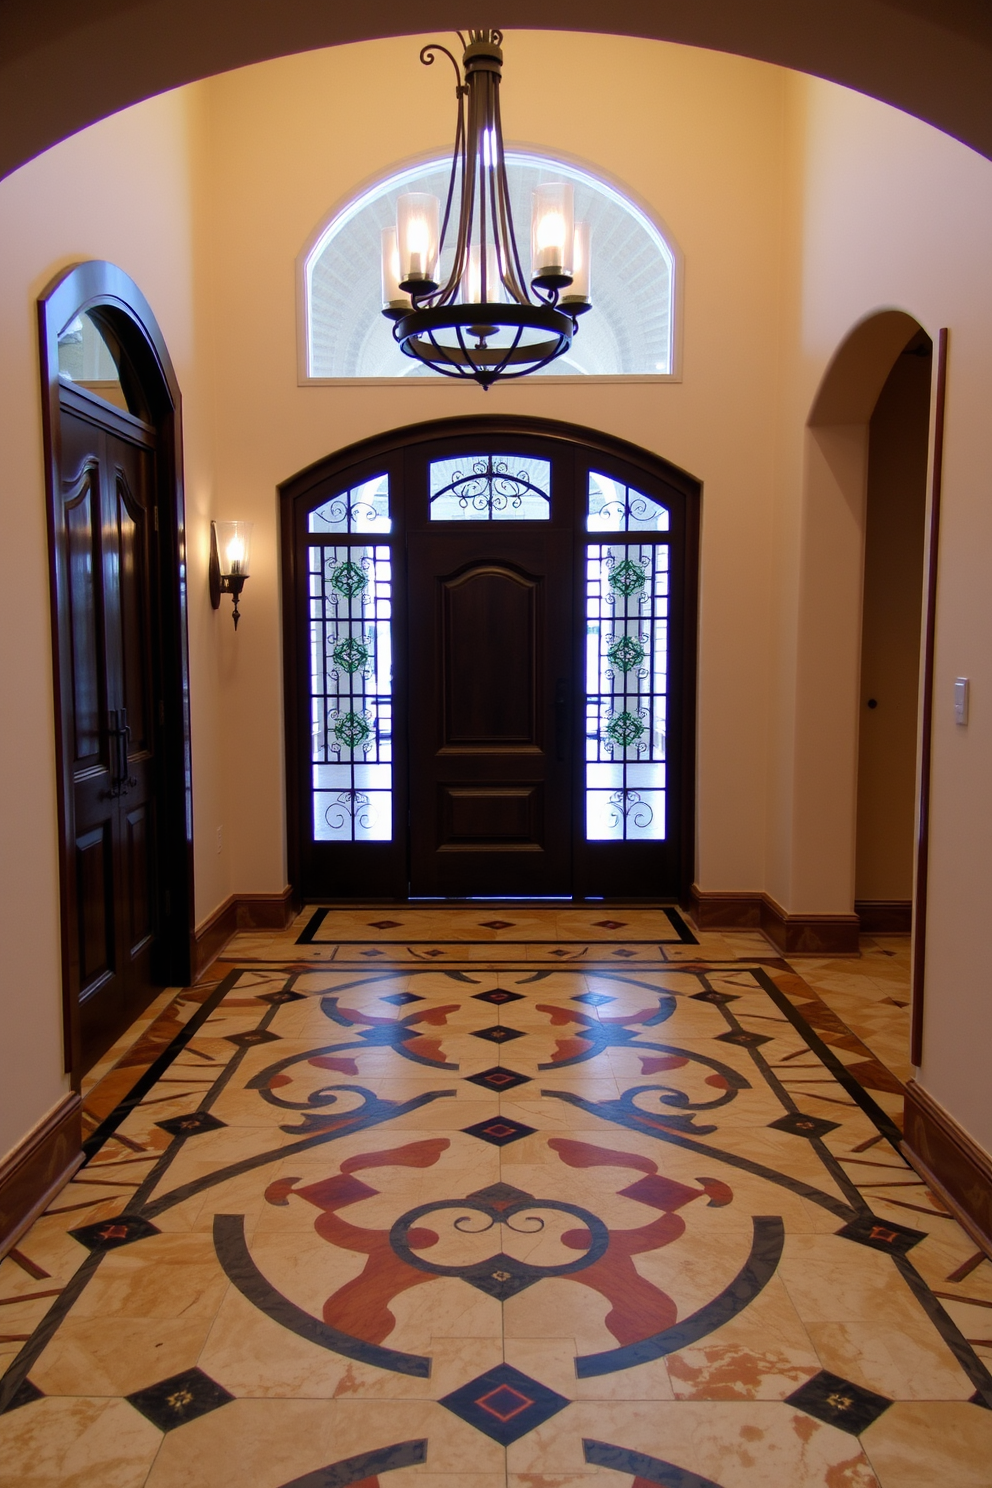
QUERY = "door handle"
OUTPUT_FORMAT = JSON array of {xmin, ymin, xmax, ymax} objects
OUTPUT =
[
  {"xmin": 554, "ymin": 679, "xmax": 569, "ymax": 762},
  {"xmin": 105, "ymin": 707, "xmax": 137, "ymax": 797}
]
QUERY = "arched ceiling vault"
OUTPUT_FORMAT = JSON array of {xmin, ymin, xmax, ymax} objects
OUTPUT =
[{"xmin": 3, "ymin": 0, "xmax": 992, "ymax": 180}]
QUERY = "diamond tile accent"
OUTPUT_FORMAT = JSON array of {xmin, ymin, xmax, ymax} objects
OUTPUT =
[
  {"xmin": 479, "ymin": 920, "xmax": 515, "ymax": 930},
  {"xmin": 69, "ymin": 1215, "xmax": 161, "ymax": 1252},
  {"xmin": 156, "ymin": 1111, "xmax": 228, "ymax": 1139},
  {"xmin": 691, "ymin": 989, "xmax": 740, "ymax": 1004},
  {"xmin": 471, "ymin": 1025, "xmax": 525, "ymax": 1044},
  {"xmin": 382, "ymin": 992, "xmax": 425, "ymax": 1006},
  {"xmin": 574, "ymin": 992, "xmax": 615, "ymax": 1006},
  {"xmin": 257, "ymin": 989, "xmax": 306, "ymax": 1005},
  {"xmin": 466, "ymin": 1066, "xmax": 533, "ymax": 1092},
  {"xmin": 593, "ymin": 920, "xmax": 627, "ymax": 929},
  {"xmin": 611, "ymin": 948, "xmax": 636, "ymax": 958},
  {"xmin": 473, "ymin": 988, "xmax": 524, "ymax": 1005},
  {"xmin": 0, "ymin": 1377, "xmax": 44, "ymax": 1414},
  {"xmin": 439, "ymin": 1363, "xmax": 569, "ymax": 1444},
  {"xmin": 548, "ymin": 949, "xmax": 570, "ymax": 958},
  {"xmin": 368, "ymin": 920, "xmax": 403, "ymax": 929},
  {"xmin": 715, "ymin": 1029, "xmax": 772, "ymax": 1048},
  {"xmin": 126, "ymin": 1366, "xmax": 235, "ymax": 1433},
  {"xmin": 463, "ymin": 1116, "xmax": 536, "ymax": 1147},
  {"xmin": 768, "ymin": 1112, "xmax": 840, "ymax": 1140},
  {"xmin": 785, "ymin": 1370, "xmax": 892, "ymax": 1435},
  {"xmin": 225, "ymin": 1029, "xmax": 281, "ymax": 1048},
  {"xmin": 361, "ymin": 949, "xmax": 385, "ymax": 958},
  {"xmin": 836, "ymin": 1215, "xmax": 928, "ymax": 1255}
]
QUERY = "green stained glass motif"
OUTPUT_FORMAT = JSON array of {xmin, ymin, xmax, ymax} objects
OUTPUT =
[
  {"xmin": 608, "ymin": 557, "xmax": 648, "ymax": 598},
  {"xmin": 586, "ymin": 516, "xmax": 669, "ymax": 841},
  {"xmin": 333, "ymin": 711, "xmax": 373, "ymax": 750},
  {"xmin": 332, "ymin": 636, "xmax": 370, "ymax": 675},
  {"xmin": 607, "ymin": 634, "xmax": 645, "ymax": 673},
  {"xmin": 604, "ymin": 710, "xmax": 646, "ymax": 748},
  {"xmin": 309, "ymin": 538, "xmax": 392, "ymax": 842},
  {"xmin": 330, "ymin": 560, "xmax": 368, "ymax": 599}
]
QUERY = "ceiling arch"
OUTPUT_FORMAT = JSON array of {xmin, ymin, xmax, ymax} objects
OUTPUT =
[{"xmin": 4, "ymin": 1, "xmax": 992, "ymax": 182}]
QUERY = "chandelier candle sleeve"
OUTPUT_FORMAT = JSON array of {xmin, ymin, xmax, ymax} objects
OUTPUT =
[
  {"xmin": 380, "ymin": 228, "xmax": 412, "ymax": 318},
  {"xmin": 562, "ymin": 221, "xmax": 591, "ymax": 311},
  {"xmin": 396, "ymin": 193, "xmax": 440, "ymax": 290},
  {"xmin": 531, "ymin": 182, "xmax": 574, "ymax": 287}
]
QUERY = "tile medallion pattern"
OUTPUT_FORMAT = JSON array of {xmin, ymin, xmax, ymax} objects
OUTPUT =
[{"xmin": 1, "ymin": 908, "xmax": 991, "ymax": 1488}]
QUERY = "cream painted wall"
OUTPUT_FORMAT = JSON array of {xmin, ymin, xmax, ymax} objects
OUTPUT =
[
  {"xmin": 195, "ymin": 33, "xmax": 787, "ymax": 902},
  {"xmin": 0, "ymin": 88, "xmax": 226, "ymax": 1161}
]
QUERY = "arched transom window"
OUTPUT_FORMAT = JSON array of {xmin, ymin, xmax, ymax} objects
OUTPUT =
[{"xmin": 302, "ymin": 153, "xmax": 678, "ymax": 381}]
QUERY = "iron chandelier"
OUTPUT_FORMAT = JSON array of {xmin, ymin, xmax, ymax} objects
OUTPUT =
[{"xmin": 380, "ymin": 30, "xmax": 591, "ymax": 390}]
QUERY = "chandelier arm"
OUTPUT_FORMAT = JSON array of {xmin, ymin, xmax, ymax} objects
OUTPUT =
[
  {"xmin": 492, "ymin": 83, "xmax": 531, "ymax": 302},
  {"xmin": 489, "ymin": 322, "xmax": 525, "ymax": 383},
  {"xmin": 478, "ymin": 72, "xmax": 490, "ymax": 304},
  {"xmin": 434, "ymin": 86, "xmax": 467, "ymax": 305},
  {"xmin": 419, "ymin": 43, "xmax": 462, "ymax": 89}
]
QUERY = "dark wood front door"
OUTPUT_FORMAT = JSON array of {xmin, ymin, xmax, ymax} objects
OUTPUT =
[
  {"xmin": 282, "ymin": 416, "xmax": 699, "ymax": 904},
  {"xmin": 407, "ymin": 526, "xmax": 573, "ymax": 895},
  {"xmin": 59, "ymin": 390, "xmax": 163, "ymax": 1068}
]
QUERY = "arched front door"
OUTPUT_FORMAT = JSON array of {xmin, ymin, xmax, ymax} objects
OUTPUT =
[{"xmin": 281, "ymin": 417, "xmax": 698, "ymax": 901}]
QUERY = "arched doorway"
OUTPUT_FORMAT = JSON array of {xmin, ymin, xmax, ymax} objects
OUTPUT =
[
  {"xmin": 39, "ymin": 261, "xmax": 194, "ymax": 1079},
  {"xmin": 281, "ymin": 416, "xmax": 699, "ymax": 901}
]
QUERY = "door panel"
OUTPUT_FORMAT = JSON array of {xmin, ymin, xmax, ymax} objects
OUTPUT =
[
  {"xmin": 441, "ymin": 565, "xmax": 539, "ymax": 747},
  {"xmin": 60, "ymin": 404, "xmax": 163, "ymax": 1069},
  {"xmin": 409, "ymin": 526, "xmax": 572, "ymax": 896}
]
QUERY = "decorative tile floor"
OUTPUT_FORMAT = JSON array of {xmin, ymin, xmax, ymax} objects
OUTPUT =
[{"xmin": 1, "ymin": 909, "xmax": 990, "ymax": 1487}]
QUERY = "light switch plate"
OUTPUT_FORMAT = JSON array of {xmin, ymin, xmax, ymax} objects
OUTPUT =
[{"xmin": 954, "ymin": 676, "xmax": 969, "ymax": 726}]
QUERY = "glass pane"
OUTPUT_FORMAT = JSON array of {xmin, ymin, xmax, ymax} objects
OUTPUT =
[
  {"xmin": 585, "ymin": 541, "xmax": 669, "ymax": 840},
  {"xmin": 57, "ymin": 313, "xmax": 130, "ymax": 413},
  {"xmin": 309, "ymin": 545, "xmax": 392, "ymax": 840},
  {"xmin": 430, "ymin": 455, "xmax": 551, "ymax": 521},
  {"xmin": 588, "ymin": 471, "xmax": 669, "ymax": 532},
  {"xmin": 309, "ymin": 474, "xmax": 390, "ymax": 533}
]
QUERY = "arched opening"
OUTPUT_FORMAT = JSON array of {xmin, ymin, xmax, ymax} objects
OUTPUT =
[{"xmin": 789, "ymin": 310, "xmax": 932, "ymax": 962}]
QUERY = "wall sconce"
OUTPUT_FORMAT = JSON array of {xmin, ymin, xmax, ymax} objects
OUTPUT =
[{"xmin": 210, "ymin": 520, "xmax": 253, "ymax": 629}]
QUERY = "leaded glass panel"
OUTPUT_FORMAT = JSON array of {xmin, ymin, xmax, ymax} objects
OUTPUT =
[
  {"xmin": 588, "ymin": 471, "xmax": 669, "ymax": 532},
  {"xmin": 308, "ymin": 474, "xmax": 391, "ymax": 534},
  {"xmin": 585, "ymin": 542, "xmax": 668, "ymax": 840},
  {"xmin": 309, "ymin": 544, "xmax": 392, "ymax": 840},
  {"xmin": 429, "ymin": 455, "xmax": 551, "ymax": 521}
]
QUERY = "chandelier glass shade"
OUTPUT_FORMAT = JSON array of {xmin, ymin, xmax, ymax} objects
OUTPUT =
[{"xmin": 380, "ymin": 31, "xmax": 591, "ymax": 389}]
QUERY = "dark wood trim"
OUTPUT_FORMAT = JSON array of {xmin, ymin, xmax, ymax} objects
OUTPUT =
[
  {"xmin": 687, "ymin": 885, "xmax": 860, "ymax": 954},
  {"xmin": 280, "ymin": 414, "xmax": 701, "ymax": 905},
  {"xmin": 855, "ymin": 899, "xmax": 912, "ymax": 933},
  {"xmin": 38, "ymin": 262, "xmax": 195, "ymax": 1082},
  {"xmin": 911, "ymin": 328, "xmax": 949, "ymax": 1067},
  {"xmin": 903, "ymin": 1078, "xmax": 992, "ymax": 1256},
  {"xmin": 192, "ymin": 887, "xmax": 299, "ymax": 979},
  {"xmin": 0, "ymin": 1096, "xmax": 82, "ymax": 1259}
]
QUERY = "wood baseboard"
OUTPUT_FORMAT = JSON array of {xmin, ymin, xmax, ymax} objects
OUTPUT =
[
  {"xmin": 855, "ymin": 899, "xmax": 912, "ymax": 933},
  {"xmin": 902, "ymin": 1078, "xmax": 992, "ymax": 1255},
  {"xmin": 686, "ymin": 885, "xmax": 861, "ymax": 955},
  {"xmin": 0, "ymin": 1094, "xmax": 82, "ymax": 1258},
  {"xmin": 192, "ymin": 886, "xmax": 299, "ymax": 979}
]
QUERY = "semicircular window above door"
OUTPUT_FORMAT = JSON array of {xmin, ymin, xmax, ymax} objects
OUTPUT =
[{"xmin": 281, "ymin": 424, "xmax": 698, "ymax": 901}]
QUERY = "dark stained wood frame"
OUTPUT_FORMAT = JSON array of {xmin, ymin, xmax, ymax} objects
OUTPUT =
[
  {"xmin": 281, "ymin": 414, "xmax": 700, "ymax": 903},
  {"xmin": 38, "ymin": 261, "xmax": 194, "ymax": 1083},
  {"xmin": 911, "ymin": 327, "xmax": 948, "ymax": 1067}
]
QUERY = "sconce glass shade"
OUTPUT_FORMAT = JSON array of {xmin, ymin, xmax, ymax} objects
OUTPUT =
[
  {"xmin": 380, "ymin": 227, "xmax": 412, "ymax": 319},
  {"xmin": 531, "ymin": 182, "xmax": 574, "ymax": 288},
  {"xmin": 213, "ymin": 520, "xmax": 253, "ymax": 578},
  {"xmin": 396, "ymin": 192, "xmax": 440, "ymax": 291},
  {"xmin": 561, "ymin": 220, "xmax": 591, "ymax": 312}
]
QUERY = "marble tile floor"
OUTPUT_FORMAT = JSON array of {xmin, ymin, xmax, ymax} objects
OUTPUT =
[{"xmin": 1, "ymin": 908, "xmax": 989, "ymax": 1487}]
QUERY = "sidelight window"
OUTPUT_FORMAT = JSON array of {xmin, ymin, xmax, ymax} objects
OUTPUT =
[
  {"xmin": 429, "ymin": 455, "xmax": 551, "ymax": 521},
  {"xmin": 585, "ymin": 476, "xmax": 669, "ymax": 840},
  {"xmin": 309, "ymin": 534, "xmax": 393, "ymax": 841}
]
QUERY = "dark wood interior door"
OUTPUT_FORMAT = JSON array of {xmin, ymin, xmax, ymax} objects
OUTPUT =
[
  {"xmin": 407, "ymin": 448, "xmax": 573, "ymax": 895},
  {"xmin": 59, "ymin": 393, "xmax": 162, "ymax": 1068}
]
